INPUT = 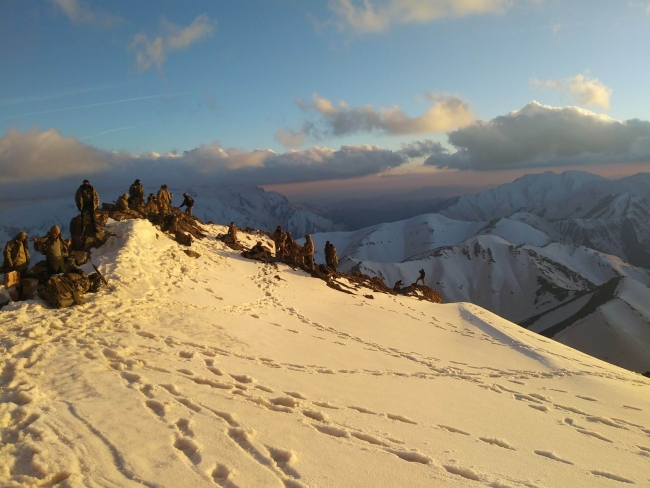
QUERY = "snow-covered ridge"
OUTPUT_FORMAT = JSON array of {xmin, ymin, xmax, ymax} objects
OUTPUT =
[
  {"xmin": 1, "ymin": 219, "xmax": 648, "ymax": 487},
  {"xmin": 440, "ymin": 170, "xmax": 650, "ymax": 222},
  {"xmin": 439, "ymin": 171, "xmax": 650, "ymax": 268}
]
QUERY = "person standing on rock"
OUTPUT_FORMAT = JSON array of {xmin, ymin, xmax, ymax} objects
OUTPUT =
[
  {"xmin": 179, "ymin": 193, "xmax": 195, "ymax": 216},
  {"xmin": 75, "ymin": 179, "xmax": 99, "ymax": 237},
  {"xmin": 283, "ymin": 232, "xmax": 296, "ymax": 264},
  {"xmin": 3, "ymin": 232, "xmax": 30, "ymax": 276},
  {"xmin": 324, "ymin": 241, "xmax": 332, "ymax": 264},
  {"xmin": 301, "ymin": 235, "xmax": 315, "ymax": 268},
  {"xmin": 226, "ymin": 222, "xmax": 238, "ymax": 244},
  {"xmin": 34, "ymin": 225, "xmax": 69, "ymax": 276},
  {"xmin": 326, "ymin": 242, "xmax": 338, "ymax": 271},
  {"xmin": 272, "ymin": 226, "xmax": 286, "ymax": 257},
  {"xmin": 416, "ymin": 269, "xmax": 426, "ymax": 286},
  {"xmin": 157, "ymin": 184, "xmax": 172, "ymax": 216},
  {"xmin": 128, "ymin": 179, "xmax": 145, "ymax": 207}
]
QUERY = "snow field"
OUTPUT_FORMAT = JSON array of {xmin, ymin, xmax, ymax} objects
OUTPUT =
[{"xmin": 1, "ymin": 219, "xmax": 649, "ymax": 487}]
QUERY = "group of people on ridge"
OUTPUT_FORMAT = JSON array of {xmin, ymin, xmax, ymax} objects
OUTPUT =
[
  {"xmin": 3, "ymin": 178, "xmax": 433, "ymax": 309},
  {"xmin": 2, "ymin": 179, "xmax": 197, "ymax": 281},
  {"xmin": 230, "ymin": 225, "xmax": 339, "ymax": 270},
  {"xmin": 120, "ymin": 180, "xmax": 194, "ymax": 217},
  {"xmin": 3, "ymin": 225, "xmax": 76, "ymax": 279}
]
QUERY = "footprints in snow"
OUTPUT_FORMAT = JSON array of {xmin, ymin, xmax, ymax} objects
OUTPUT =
[
  {"xmin": 534, "ymin": 450, "xmax": 573, "ymax": 465},
  {"xmin": 174, "ymin": 437, "xmax": 202, "ymax": 465},
  {"xmin": 479, "ymin": 437, "xmax": 515, "ymax": 451},
  {"xmin": 90, "ymin": 295, "xmax": 648, "ymax": 488}
]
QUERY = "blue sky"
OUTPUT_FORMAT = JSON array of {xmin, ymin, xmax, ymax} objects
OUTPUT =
[{"xmin": 1, "ymin": 0, "xmax": 650, "ymax": 201}]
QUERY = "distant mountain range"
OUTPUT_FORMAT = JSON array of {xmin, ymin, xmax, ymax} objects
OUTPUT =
[
  {"xmin": 306, "ymin": 171, "xmax": 650, "ymax": 374},
  {"xmin": 440, "ymin": 171, "xmax": 650, "ymax": 268}
]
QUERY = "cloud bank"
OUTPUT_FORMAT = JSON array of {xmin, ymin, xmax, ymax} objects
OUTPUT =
[
  {"xmin": 426, "ymin": 101, "xmax": 650, "ymax": 170},
  {"xmin": 533, "ymin": 74, "xmax": 612, "ymax": 109},
  {"xmin": 330, "ymin": 0, "xmax": 512, "ymax": 33},
  {"xmin": 131, "ymin": 14, "xmax": 215, "ymax": 73},
  {"xmin": 0, "ymin": 128, "xmax": 408, "ymax": 201},
  {"xmin": 277, "ymin": 93, "xmax": 474, "ymax": 147}
]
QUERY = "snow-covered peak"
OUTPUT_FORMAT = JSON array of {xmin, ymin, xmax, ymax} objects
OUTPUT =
[
  {"xmin": 303, "ymin": 213, "xmax": 551, "ymax": 265},
  {"xmin": 440, "ymin": 170, "xmax": 639, "ymax": 221}
]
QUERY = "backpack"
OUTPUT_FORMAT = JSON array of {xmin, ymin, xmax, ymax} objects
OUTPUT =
[
  {"xmin": 79, "ymin": 185, "xmax": 95, "ymax": 205},
  {"xmin": 41, "ymin": 272, "xmax": 91, "ymax": 308}
]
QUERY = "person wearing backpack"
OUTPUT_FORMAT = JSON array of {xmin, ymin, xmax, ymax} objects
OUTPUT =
[
  {"xmin": 179, "ymin": 193, "xmax": 195, "ymax": 216},
  {"xmin": 301, "ymin": 235, "xmax": 315, "ymax": 268},
  {"xmin": 75, "ymin": 179, "xmax": 100, "ymax": 237},
  {"xmin": 128, "ymin": 179, "xmax": 145, "ymax": 207},
  {"xmin": 326, "ymin": 242, "xmax": 339, "ymax": 271},
  {"xmin": 272, "ymin": 226, "xmax": 286, "ymax": 257},
  {"xmin": 34, "ymin": 225, "xmax": 69, "ymax": 276},
  {"xmin": 157, "ymin": 184, "xmax": 173, "ymax": 216},
  {"xmin": 3, "ymin": 231, "xmax": 30, "ymax": 276}
]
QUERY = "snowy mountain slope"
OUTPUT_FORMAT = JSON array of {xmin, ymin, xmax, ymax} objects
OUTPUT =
[
  {"xmin": 307, "ymin": 213, "xmax": 650, "ymax": 372},
  {"xmin": 186, "ymin": 185, "xmax": 341, "ymax": 236},
  {"xmin": 303, "ymin": 213, "xmax": 550, "ymax": 266},
  {"xmin": 440, "ymin": 170, "xmax": 650, "ymax": 221},
  {"xmin": 1, "ymin": 219, "xmax": 649, "ymax": 487},
  {"xmin": 0, "ymin": 186, "xmax": 337, "ymax": 245},
  {"xmin": 439, "ymin": 171, "xmax": 650, "ymax": 267},
  {"xmin": 335, "ymin": 235, "xmax": 649, "ymax": 324},
  {"xmin": 521, "ymin": 277, "xmax": 650, "ymax": 372},
  {"xmin": 509, "ymin": 199, "xmax": 650, "ymax": 269}
]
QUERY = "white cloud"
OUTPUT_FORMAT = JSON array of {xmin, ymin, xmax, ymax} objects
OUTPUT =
[
  {"xmin": 289, "ymin": 92, "xmax": 474, "ymax": 141},
  {"xmin": 51, "ymin": 0, "xmax": 123, "ymax": 28},
  {"xmin": 426, "ymin": 101, "xmax": 650, "ymax": 170},
  {"xmin": 275, "ymin": 129, "xmax": 306, "ymax": 149},
  {"xmin": 0, "ymin": 128, "xmax": 413, "ymax": 200},
  {"xmin": 131, "ymin": 14, "xmax": 215, "ymax": 73},
  {"xmin": 533, "ymin": 74, "xmax": 612, "ymax": 109},
  {"xmin": 329, "ymin": 0, "xmax": 513, "ymax": 33},
  {"xmin": 163, "ymin": 14, "xmax": 215, "ymax": 49}
]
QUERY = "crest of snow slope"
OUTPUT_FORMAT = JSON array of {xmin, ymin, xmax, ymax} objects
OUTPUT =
[{"xmin": 1, "ymin": 220, "xmax": 649, "ymax": 487}]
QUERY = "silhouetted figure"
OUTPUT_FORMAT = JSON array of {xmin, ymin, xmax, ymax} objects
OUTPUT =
[{"xmin": 416, "ymin": 269, "xmax": 426, "ymax": 286}]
